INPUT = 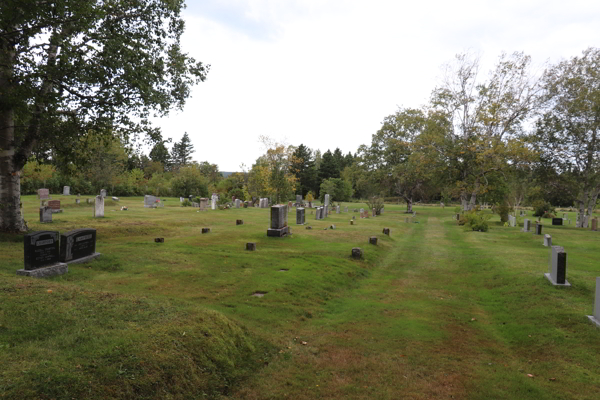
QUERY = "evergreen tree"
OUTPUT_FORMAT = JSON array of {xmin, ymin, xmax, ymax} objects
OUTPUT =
[
  {"xmin": 171, "ymin": 132, "xmax": 195, "ymax": 168},
  {"xmin": 149, "ymin": 142, "xmax": 171, "ymax": 170},
  {"xmin": 290, "ymin": 144, "xmax": 318, "ymax": 196},
  {"xmin": 319, "ymin": 150, "xmax": 340, "ymax": 182}
]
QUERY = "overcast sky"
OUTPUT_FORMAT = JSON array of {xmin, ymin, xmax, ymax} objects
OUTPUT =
[{"xmin": 151, "ymin": 0, "xmax": 600, "ymax": 171}]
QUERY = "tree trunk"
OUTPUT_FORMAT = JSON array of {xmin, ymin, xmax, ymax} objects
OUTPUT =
[
  {"xmin": 0, "ymin": 109, "xmax": 28, "ymax": 232},
  {"xmin": 406, "ymin": 197, "xmax": 413, "ymax": 213}
]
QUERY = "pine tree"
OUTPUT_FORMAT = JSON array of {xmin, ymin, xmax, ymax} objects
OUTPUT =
[{"xmin": 171, "ymin": 133, "xmax": 195, "ymax": 168}]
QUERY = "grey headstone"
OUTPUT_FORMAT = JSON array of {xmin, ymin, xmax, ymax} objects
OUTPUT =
[
  {"xmin": 336, "ymin": 206, "xmax": 340, "ymax": 214},
  {"xmin": 63, "ymin": 186, "xmax": 70, "ymax": 195},
  {"xmin": 235, "ymin": 199, "xmax": 241, "ymax": 208},
  {"xmin": 351, "ymin": 247, "xmax": 363, "ymax": 259},
  {"xmin": 270, "ymin": 205, "xmax": 287, "ymax": 229},
  {"xmin": 38, "ymin": 188, "xmax": 50, "ymax": 200},
  {"xmin": 39, "ymin": 206, "xmax": 52, "ymax": 223},
  {"xmin": 588, "ymin": 277, "xmax": 600, "ymax": 328},
  {"xmin": 296, "ymin": 194, "xmax": 302, "ymax": 205},
  {"xmin": 545, "ymin": 245, "xmax": 570, "ymax": 286},
  {"xmin": 75, "ymin": 198, "xmax": 80, "ymax": 204},
  {"xmin": 94, "ymin": 195, "xmax": 104, "ymax": 218},
  {"xmin": 296, "ymin": 207, "xmax": 305, "ymax": 225},
  {"xmin": 522, "ymin": 219, "xmax": 530, "ymax": 232},
  {"xmin": 324, "ymin": 194, "xmax": 330, "ymax": 207},
  {"xmin": 100, "ymin": 189, "xmax": 106, "ymax": 198},
  {"xmin": 144, "ymin": 195, "xmax": 157, "ymax": 208},
  {"xmin": 543, "ymin": 234, "xmax": 552, "ymax": 247}
]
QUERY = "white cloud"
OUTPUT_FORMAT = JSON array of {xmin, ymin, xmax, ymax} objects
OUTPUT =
[{"xmin": 153, "ymin": 0, "xmax": 600, "ymax": 171}]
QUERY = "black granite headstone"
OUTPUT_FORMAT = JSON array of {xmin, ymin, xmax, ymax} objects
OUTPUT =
[
  {"xmin": 552, "ymin": 218, "xmax": 563, "ymax": 226},
  {"xmin": 59, "ymin": 229, "xmax": 97, "ymax": 263},
  {"xmin": 24, "ymin": 231, "xmax": 60, "ymax": 270},
  {"xmin": 556, "ymin": 251, "xmax": 567, "ymax": 284}
]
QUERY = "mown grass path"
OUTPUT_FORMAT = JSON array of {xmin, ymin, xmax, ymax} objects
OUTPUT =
[{"xmin": 231, "ymin": 211, "xmax": 600, "ymax": 400}]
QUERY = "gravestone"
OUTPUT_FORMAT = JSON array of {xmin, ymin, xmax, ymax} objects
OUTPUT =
[
  {"xmin": 39, "ymin": 206, "xmax": 52, "ymax": 223},
  {"xmin": 336, "ymin": 206, "xmax": 340, "ymax": 214},
  {"xmin": 360, "ymin": 208, "xmax": 364, "ymax": 213},
  {"xmin": 543, "ymin": 234, "xmax": 552, "ymax": 247},
  {"xmin": 246, "ymin": 243, "xmax": 256, "ymax": 251},
  {"xmin": 112, "ymin": 196, "xmax": 119, "ymax": 202},
  {"xmin": 324, "ymin": 194, "xmax": 330, "ymax": 207},
  {"xmin": 267, "ymin": 205, "xmax": 289, "ymax": 237},
  {"xmin": 17, "ymin": 231, "xmax": 67, "ymax": 277},
  {"xmin": 534, "ymin": 222, "xmax": 542, "ymax": 235},
  {"xmin": 75, "ymin": 198, "xmax": 80, "ymax": 204},
  {"xmin": 144, "ymin": 195, "xmax": 157, "ymax": 208},
  {"xmin": 296, "ymin": 195, "xmax": 302, "ymax": 206},
  {"xmin": 48, "ymin": 200, "xmax": 62, "ymax": 213},
  {"xmin": 380, "ymin": 207, "xmax": 384, "ymax": 214},
  {"xmin": 369, "ymin": 237, "xmax": 378, "ymax": 245},
  {"xmin": 202, "ymin": 228, "xmax": 211, "ymax": 233},
  {"xmin": 63, "ymin": 186, "xmax": 70, "ymax": 195},
  {"xmin": 180, "ymin": 197, "xmax": 184, "ymax": 202},
  {"xmin": 592, "ymin": 218, "xmax": 598, "ymax": 231},
  {"xmin": 521, "ymin": 219, "xmax": 531, "ymax": 232},
  {"xmin": 456, "ymin": 213, "xmax": 460, "ymax": 221},
  {"xmin": 350, "ymin": 220, "xmax": 354, "ymax": 225},
  {"xmin": 344, "ymin": 207, "xmax": 348, "ymax": 212},
  {"xmin": 545, "ymin": 245, "xmax": 570, "ymax": 286},
  {"xmin": 155, "ymin": 238, "xmax": 164, "ymax": 243},
  {"xmin": 563, "ymin": 213, "xmax": 568, "ymax": 219},
  {"xmin": 235, "ymin": 199, "xmax": 241, "ymax": 208},
  {"xmin": 59, "ymin": 229, "xmax": 100, "ymax": 264},
  {"xmin": 508, "ymin": 215, "xmax": 516, "ymax": 227},
  {"xmin": 372, "ymin": 208, "xmax": 376, "ymax": 217},
  {"xmin": 100, "ymin": 189, "xmax": 106, "ymax": 198},
  {"xmin": 351, "ymin": 248, "xmax": 363, "ymax": 259},
  {"xmin": 383, "ymin": 228, "xmax": 390, "ymax": 235},
  {"xmin": 94, "ymin": 195, "xmax": 104, "ymax": 218},
  {"xmin": 211, "ymin": 195, "xmax": 217, "ymax": 210},
  {"xmin": 38, "ymin": 188, "xmax": 50, "ymax": 200},
  {"xmin": 296, "ymin": 207, "xmax": 305, "ymax": 225},
  {"xmin": 587, "ymin": 277, "xmax": 600, "ymax": 328},
  {"xmin": 199, "ymin": 198, "xmax": 208, "ymax": 209},
  {"xmin": 236, "ymin": 219, "xmax": 244, "ymax": 225},
  {"xmin": 552, "ymin": 218, "xmax": 563, "ymax": 226}
]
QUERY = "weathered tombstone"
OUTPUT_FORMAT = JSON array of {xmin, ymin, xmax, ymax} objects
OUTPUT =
[
  {"xmin": 315, "ymin": 207, "xmax": 321, "ymax": 220},
  {"xmin": 94, "ymin": 195, "xmax": 104, "ymax": 218},
  {"xmin": 63, "ymin": 186, "xmax": 70, "ymax": 195},
  {"xmin": 592, "ymin": 218, "xmax": 598, "ymax": 231},
  {"xmin": 545, "ymin": 245, "xmax": 570, "ymax": 286},
  {"xmin": 352, "ymin": 216, "xmax": 356, "ymax": 220},
  {"xmin": 39, "ymin": 206, "xmax": 52, "ymax": 223},
  {"xmin": 59, "ymin": 229, "xmax": 100, "ymax": 264},
  {"xmin": 202, "ymin": 228, "xmax": 211, "ymax": 233},
  {"xmin": 154, "ymin": 238, "xmax": 164, "ymax": 243},
  {"xmin": 48, "ymin": 200, "xmax": 62, "ymax": 213},
  {"xmin": 235, "ymin": 199, "xmax": 241, "ymax": 208},
  {"xmin": 267, "ymin": 205, "xmax": 289, "ymax": 237},
  {"xmin": 351, "ymin": 247, "xmax": 363, "ymax": 259},
  {"xmin": 521, "ymin": 219, "xmax": 531, "ymax": 232},
  {"xmin": 336, "ymin": 206, "xmax": 340, "ymax": 214},
  {"xmin": 17, "ymin": 231, "xmax": 67, "ymax": 277},
  {"xmin": 296, "ymin": 195, "xmax": 302, "ymax": 206},
  {"xmin": 38, "ymin": 188, "xmax": 50, "ymax": 201},
  {"xmin": 211, "ymin": 195, "xmax": 217, "ymax": 210},
  {"xmin": 199, "ymin": 198, "xmax": 208, "ymax": 210},
  {"xmin": 180, "ymin": 197, "xmax": 184, "ymax": 202},
  {"xmin": 350, "ymin": 220, "xmax": 354, "ymax": 225},
  {"xmin": 144, "ymin": 195, "xmax": 157, "ymax": 208},
  {"xmin": 112, "ymin": 196, "xmax": 119, "ymax": 202},
  {"xmin": 543, "ymin": 234, "xmax": 552, "ymax": 247},
  {"xmin": 75, "ymin": 198, "xmax": 80, "ymax": 205},
  {"xmin": 372, "ymin": 208, "xmax": 376, "ymax": 217},
  {"xmin": 369, "ymin": 237, "xmax": 378, "ymax": 245},
  {"xmin": 380, "ymin": 207, "xmax": 384, "ymax": 214},
  {"xmin": 324, "ymin": 194, "xmax": 330, "ymax": 207},
  {"xmin": 296, "ymin": 207, "xmax": 305, "ymax": 225},
  {"xmin": 587, "ymin": 277, "xmax": 600, "ymax": 328},
  {"xmin": 552, "ymin": 218, "xmax": 563, "ymax": 226},
  {"xmin": 534, "ymin": 222, "xmax": 542, "ymax": 235},
  {"xmin": 508, "ymin": 215, "xmax": 516, "ymax": 227},
  {"xmin": 383, "ymin": 228, "xmax": 390, "ymax": 235},
  {"xmin": 330, "ymin": 224, "xmax": 336, "ymax": 230},
  {"xmin": 236, "ymin": 219, "xmax": 244, "ymax": 225},
  {"xmin": 100, "ymin": 189, "xmax": 106, "ymax": 198},
  {"xmin": 246, "ymin": 243, "xmax": 256, "ymax": 251}
]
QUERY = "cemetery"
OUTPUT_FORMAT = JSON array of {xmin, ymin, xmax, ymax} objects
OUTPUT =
[{"xmin": 1, "ymin": 195, "xmax": 599, "ymax": 399}]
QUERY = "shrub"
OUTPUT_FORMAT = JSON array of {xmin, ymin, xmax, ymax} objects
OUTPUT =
[
  {"xmin": 461, "ymin": 210, "xmax": 490, "ymax": 232},
  {"xmin": 495, "ymin": 202, "xmax": 512, "ymax": 223},
  {"xmin": 181, "ymin": 200, "xmax": 192, "ymax": 207},
  {"xmin": 532, "ymin": 201, "xmax": 556, "ymax": 218}
]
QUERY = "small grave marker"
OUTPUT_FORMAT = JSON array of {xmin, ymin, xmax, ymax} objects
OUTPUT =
[
  {"xmin": 246, "ymin": 243, "xmax": 256, "ymax": 251},
  {"xmin": 351, "ymin": 247, "xmax": 363, "ymax": 259},
  {"xmin": 369, "ymin": 237, "xmax": 378, "ymax": 245}
]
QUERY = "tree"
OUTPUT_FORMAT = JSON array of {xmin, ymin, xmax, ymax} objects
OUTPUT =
[
  {"xmin": 319, "ymin": 150, "xmax": 340, "ymax": 182},
  {"xmin": 319, "ymin": 178, "xmax": 353, "ymax": 203},
  {"xmin": 171, "ymin": 132, "xmax": 195, "ymax": 169},
  {"xmin": 149, "ymin": 141, "xmax": 172, "ymax": 170},
  {"xmin": 290, "ymin": 144, "xmax": 317, "ymax": 197},
  {"xmin": 170, "ymin": 166, "xmax": 208, "ymax": 198},
  {"xmin": 0, "ymin": 0, "xmax": 208, "ymax": 232},
  {"xmin": 533, "ymin": 48, "xmax": 600, "ymax": 226},
  {"xmin": 431, "ymin": 51, "xmax": 541, "ymax": 210},
  {"xmin": 248, "ymin": 136, "xmax": 296, "ymax": 203}
]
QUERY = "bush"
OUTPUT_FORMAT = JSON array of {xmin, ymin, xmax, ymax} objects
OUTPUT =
[
  {"xmin": 532, "ymin": 201, "xmax": 556, "ymax": 218},
  {"xmin": 495, "ymin": 202, "xmax": 512, "ymax": 223},
  {"xmin": 461, "ymin": 210, "xmax": 490, "ymax": 232},
  {"xmin": 181, "ymin": 200, "xmax": 192, "ymax": 207}
]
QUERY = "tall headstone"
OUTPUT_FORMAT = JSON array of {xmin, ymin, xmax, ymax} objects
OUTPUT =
[
  {"xmin": 100, "ymin": 189, "xmax": 106, "ymax": 198},
  {"xmin": 59, "ymin": 229, "xmax": 100, "ymax": 264},
  {"xmin": 63, "ymin": 186, "xmax": 70, "ymax": 195},
  {"xmin": 296, "ymin": 195, "xmax": 302, "ymax": 206},
  {"xmin": 94, "ymin": 195, "xmax": 104, "ymax": 218},
  {"xmin": 267, "ymin": 205, "xmax": 289, "ymax": 237},
  {"xmin": 296, "ymin": 207, "xmax": 305, "ymax": 225},
  {"xmin": 534, "ymin": 222, "xmax": 542, "ymax": 235},
  {"xmin": 587, "ymin": 277, "xmax": 600, "ymax": 328},
  {"xmin": 521, "ymin": 219, "xmax": 531, "ymax": 232},
  {"xmin": 39, "ymin": 206, "xmax": 52, "ymax": 223},
  {"xmin": 336, "ymin": 206, "xmax": 340, "ymax": 214},
  {"xmin": 17, "ymin": 231, "xmax": 67, "ymax": 277},
  {"xmin": 543, "ymin": 234, "xmax": 552, "ymax": 247},
  {"xmin": 372, "ymin": 208, "xmax": 376, "ymax": 217},
  {"xmin": 324, "ymin": 194, "xmax": 330, "ymax": 207},
  {"xmin": 545, "ymin": 245, "xmax": 570, "ymax": 286}
]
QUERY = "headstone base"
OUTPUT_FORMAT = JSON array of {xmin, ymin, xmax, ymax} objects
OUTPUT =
[
  {"xmin": 587, "ymin": 315, "xmax": 600, "ymax": 328},
  {"xmin": 17, "ymin": 263, "xmax": 68, "ymax": 278},
  {"xmin": 544, "ymin": 273, "xmax": 571, "ymax": 287},
  {"xmin": 267, "ymin": 227, "xmax": 289, "ymax": 237},
  {"xmin": 65, "ymin": 252, "xmax": 102, "ymax": 265}
]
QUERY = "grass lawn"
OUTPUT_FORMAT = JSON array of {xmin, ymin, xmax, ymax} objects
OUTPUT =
[{"xmin": 1, "ymin": 196, "xmax": 599, "ymax": 399}]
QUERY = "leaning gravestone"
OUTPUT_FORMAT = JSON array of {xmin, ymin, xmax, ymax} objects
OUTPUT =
[
  {"xmin": 297, "ymin": 207, "xmax": 305, "ymax": 225},
  {"xmin": 39, "ymin": 206, "xmax": 52, "ymax": 223},
  {"xmin": 59, "ymin": 229, "xmax": 101, "ymax": 264},
  {"xmin": 587, "ymin": 277, "xmax": 600, "ymax": 328},
  {"xmin": 17, "ymin": 231, "xmax": 67, "ymax": 277},
  {"xmin": 267, "ymin": 205, "xmax": 289, "ymax": 237},
  {"xmin": 63, "ymin": 186, "xmax": 70, "ymax": 195},
  {"xmin": 94, "ymin": 195, "xmax": 104, "ymax": 218},
  {"xmin": 545, "ymin": 245, "xmax": 570, "ymax": 286}
]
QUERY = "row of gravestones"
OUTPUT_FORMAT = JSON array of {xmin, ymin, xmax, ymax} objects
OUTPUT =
[
  {"xmin": 40, "ymin": 195, "xmax": 108, "ymax": 223},
  {"xmin": 504, "ymin": 215, "xmax": 600, "ymax": 328},
  {"xmin": 40, "ymin": 188, "xmax": 107, "ymax": 199},
  {"xmin": 17, "ymin": 229, "xmax": 100, "ymax": 277}
]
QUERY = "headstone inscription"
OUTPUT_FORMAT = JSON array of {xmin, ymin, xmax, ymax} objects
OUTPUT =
[
  {"xmin": 48, "ymin": 200, "xmax": 62, "ymax": 213},
  {"xmin": 543, "ymin": 234, "xmax": 552, "ymax": 247},
  {"xmin": 552, "ymin": 218, "xmax": 563, "ymax": 226},
  {"xmin": 267, "ymin": 205, "xmax": 289, "ymax": 237},
  {"xmin": 545, "ymin": 245, "xmax": 570, "ymax": 286},
  {"xmin": 18, "ymin": 231, "xmax": 67, "ymax": 277},
  {"xmin": 63, "ymin": 186, "xmax": 70, "ymax": 195},
  {"xmin": 39, "ymin": 206, "xmax": 52, "ymax": 223},
  {"xmin": 296, "ymin": 207, "xmax": 305, "ymax": 225},
  {"xmin": 94, "ymin": 195, "xmax": 104, "ymax": 218},
  {"xmin": 587, "ymin": 277, "xmax": 600, "ymax": 328},
  {"xmin": 59, "ymin": 229, "xmax": 101, "ymax": 264}
]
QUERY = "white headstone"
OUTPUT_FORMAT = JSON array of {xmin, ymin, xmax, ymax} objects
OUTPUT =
[
  {"xmin": 94, "ymin": 195, "xmax": 104, "ymax": 218},
  {"xmin": 63, "ymin": 186, "xmax": 70, "ymax": 195},
  {"xmin": 543, "ymin": 234, "xmax": 552, "ymax": 247}
]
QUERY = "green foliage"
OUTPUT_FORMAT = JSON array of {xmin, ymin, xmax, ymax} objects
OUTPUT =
[
  {"xmin": 532, "ymin": 200, "xmax": 556, "ymax": 218},
  {"xmin": 494, "ymin": 202, "xmax": 512, "ymax": 223},
  {"xmin": 461, "ymin": 210, "xmax": 491, "ymax": 231},
  {"xmin": 170, "ymin": 166, "xmax": 209, "ymax": 197},
  {"xmin": 170, "ymin": 132, "xmax": 195, "ymax": 168},
  {"xmin": 181, "ymin": 200, "xmax": 192, "ymax": 207},
  {"xmin": 319, "ymin": 178, "xmax": 353, "ymax": 203}
]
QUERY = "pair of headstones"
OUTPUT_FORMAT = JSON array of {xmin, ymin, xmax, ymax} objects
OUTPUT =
[{"xmin": 17, "ymin": 229, "xmax": 100, "ymax": 277}]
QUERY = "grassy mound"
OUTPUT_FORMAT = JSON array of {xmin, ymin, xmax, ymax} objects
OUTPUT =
[{"xmin": 0, "ymin": 277, "xmax": 271, "ymax": 399}]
